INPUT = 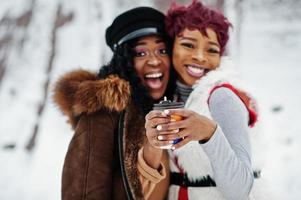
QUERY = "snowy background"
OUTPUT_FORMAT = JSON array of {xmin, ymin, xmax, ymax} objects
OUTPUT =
[{"xmin": 0, "ymin": 0, "xmax": 300, "ymax": 199}]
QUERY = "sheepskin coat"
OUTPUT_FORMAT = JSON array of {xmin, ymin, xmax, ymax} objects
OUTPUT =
[{"xmin": 53, "ymin": 70, "xmax": 167, "ymax": 200}]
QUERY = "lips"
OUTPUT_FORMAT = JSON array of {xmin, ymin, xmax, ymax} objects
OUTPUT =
[
  {"xmin": 185, "ymin": 64, "xmax": 206, "ymax": 78},
  {"xmin": 144, "ymin": 72, "xmax": 164, "ymax": 89}
]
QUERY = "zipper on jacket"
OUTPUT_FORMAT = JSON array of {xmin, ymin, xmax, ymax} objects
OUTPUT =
[{"xmin": 118, "ymin": 111, "xmax": 134, "ymax": 200}]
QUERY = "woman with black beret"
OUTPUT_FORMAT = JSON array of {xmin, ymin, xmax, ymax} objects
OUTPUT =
[{"xmin": 53, "ymin": 7, "xmax": 176, "ymax": 200}]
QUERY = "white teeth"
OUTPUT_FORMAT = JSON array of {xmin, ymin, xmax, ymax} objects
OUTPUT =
[
  {"xmin": 188, "ymin": 64, "xmax": 201, "ymax": 68},
  {"xmin": 187, "ymin": 65, "xmax": 204, "ymax": 74},
  {"xmin": 145, "ymin": 72, "xmax": 162, "ymax": 78}
]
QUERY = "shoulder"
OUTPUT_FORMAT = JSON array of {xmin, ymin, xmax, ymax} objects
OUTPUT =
[
  {"xmin": 76, "ymin": 110, "xmax": 120, "ymax": 134},
  {"xmin": 53, "ymin": 69, "xmax": 130, "ymax": 127},
  {"xmin": 209, "ymin": 84, "xmax": 258, "ymax": 127},
  {"xmin": 209, "ymin": 87, "xmax": 249, "ymax": 119},
  {"xmin": 209, "ymin": 87, "xmax": 242, "ymax": 106}
]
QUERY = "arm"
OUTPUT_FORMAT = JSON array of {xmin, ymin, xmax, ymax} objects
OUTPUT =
[
  {"xmin": 137, "ymin": 147, "xmax": 169, "ymax": 200},
  {"xmin": 142, "ymin": 110, "xmax": 172, "ymax": 169},
  {"xmin": 62, "ymin": 110, "xmax": 119, "ymax": 200},
  {"xmin": 152, "ymin": 88, "xmax": 254, "ymax": 199},
  {"xmin": 202, "ymin": 87, "xmax": 254, "ymax": 199},
  {"xmin": 136, "ymin": 110, "xmax": 172, "ymax": 199}
]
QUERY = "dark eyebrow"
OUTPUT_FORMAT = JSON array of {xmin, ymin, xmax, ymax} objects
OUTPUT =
[
  {"xmin": 180, "ymin": 36, "xmax": 220, "ymax": 48},
  {"xmin": 155, "ymin": 39, "xmax": 164, "ymax": 44},
  {"xmin": 135, "ymin": 39, "xmax": 165, "ymax": 47},
  {"xmin": 135, "ymin": 41, "xmax": 146, "ymax": 46},
  {"xmin": 180, "ymin": 36, "xmax": 197, "ymax": 42}
]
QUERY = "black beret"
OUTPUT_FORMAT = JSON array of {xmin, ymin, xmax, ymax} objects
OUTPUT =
[{"xmin": 105, "ymin": 7, "xmax": 166, "ymax": 51}]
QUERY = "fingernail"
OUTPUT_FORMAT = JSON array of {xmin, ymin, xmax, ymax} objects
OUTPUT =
[
  {"xmin": 164, "ymin": 110, "xmax": 170, "ymax": 115},
  {"xmin": 169, "ymin": 141, "xmax": 174, "ymax": 144},
  {"xmin": 171, "ymin": 146, "xmax": 176, "ymax": 150},
  {"xmin": 173, "ymin": 129, "xmax": 179, "ymax": 133},
  {"xmin": 157, "ymin": 135, "xmax": 163, "ymax": 140},
  {"xmin": 156, "ymin": 125, "xmax": 162, "ymax": 131}
]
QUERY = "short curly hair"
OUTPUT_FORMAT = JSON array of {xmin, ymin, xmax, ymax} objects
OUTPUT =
[{"xmin": 165, "ymin": 0, "xmax": 232, "ymax": 55}]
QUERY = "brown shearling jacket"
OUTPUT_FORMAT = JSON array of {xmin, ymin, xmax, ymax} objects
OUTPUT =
[{"xmin": 53, "ymin": 70, "xmax": 169, "ymax": 200}]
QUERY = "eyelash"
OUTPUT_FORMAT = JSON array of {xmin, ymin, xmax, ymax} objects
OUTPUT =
[
  {"xmin": 208, "ymin": 48, "xmax": 220, "ymax": 54},
  {"xmin": 134, "ymin": 48, "xmax": 168, "ymax": 57},
  {"xmin": 181, "ymin": 43, "xmax": 194, "ymax": 49},
  {"xmin": 159, "ymin": 49, "xmax": 167, "ymax": 55},
  {"xmin": 181, "ymin": 42, "xmax": 220, "ymax": 55},
  {"xmin": 135, "ymin": 51, "xmax": 147, "ymax": 57}
]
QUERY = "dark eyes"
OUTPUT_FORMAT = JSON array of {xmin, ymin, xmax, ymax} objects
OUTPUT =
[
  {"xmin": 181, "ymin": 42, "xmax": 220, "ymax": 54},
  {"xmin": 135, "ymin": 51, "xmax": 147, "ymax": 57},
  {"xmin": 134, "ymin": 48, "xmax": 168, "ymax": 57},
  {"xmin": 181, "ymin": 43, "xmax": 194, "ymax": 49},
  {"xmin": 208, "ymin": 48, "xmax": 220, "ymax": 54},
  {"xmin": 159, "ymin": 48, "xmax": 168, "ymax": 55}
]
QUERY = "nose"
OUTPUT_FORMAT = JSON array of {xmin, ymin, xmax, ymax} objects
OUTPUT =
[
  {"xmin": 192, "ymin": 49, "xmax": 206, "ymax": 62},
  {"xmin": 147, "ymin": 54, "xmax": 162, "ymax": 66}
]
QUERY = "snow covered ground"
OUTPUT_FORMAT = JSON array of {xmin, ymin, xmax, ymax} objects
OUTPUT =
[{"xmin": 0, "ymin": 0, "xmax": 300, "ymax": 199}]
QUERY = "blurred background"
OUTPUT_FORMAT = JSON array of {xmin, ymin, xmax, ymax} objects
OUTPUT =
[{"xmin": 0, "ymin": 0, "xmax": 300, "ymax": 199}]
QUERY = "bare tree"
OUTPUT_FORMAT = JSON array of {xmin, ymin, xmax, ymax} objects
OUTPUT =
[
  {"xmin": 25, "ymin": 4, "xmax": 73, "ymax": 151},
  {"xmin": 0, "ymin": 0, "xmax": 35, "ymax": 87}
]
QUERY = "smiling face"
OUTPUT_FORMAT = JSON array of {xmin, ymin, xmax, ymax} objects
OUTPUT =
[
  {"xmin": 172, "ymin": 28, "xmax": 221, "ymax": 86},
  {"xmin": 133, "ymin": 35, "xmax": 170, "ymax": 100}
]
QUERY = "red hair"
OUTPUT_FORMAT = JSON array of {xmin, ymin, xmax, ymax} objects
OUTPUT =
[{"xmin": 165, "ymin": 0, "xmax": 232, "ymax": 54}]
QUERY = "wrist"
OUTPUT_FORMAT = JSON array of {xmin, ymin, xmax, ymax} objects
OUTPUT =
[
  {"xmin": 143, "ymin": 142, "xmax": 163, "ymax": 169},
  {"xmin": 199, "ymin": 121, "xmax": 217, "ymax": 144},
  {"xmin": 144, "ymin": 141, "xmax": 162, "ymax": 153}
]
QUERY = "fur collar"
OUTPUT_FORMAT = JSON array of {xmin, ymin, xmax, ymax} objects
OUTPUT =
[
  {"xmin": 53, "ymin": 69, "xmax": 131, "ymax": 126},
  {"xmin": 123, "ymin": 103, "xmax": 145, "ymax": 199}
]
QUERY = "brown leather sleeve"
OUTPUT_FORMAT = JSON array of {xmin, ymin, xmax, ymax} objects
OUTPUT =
[
  {"xmin": 62, "ymin": 110, "xmax": 119, "ymax": 200},
  {"xmin": 137, "ymin": 147, "xmax": 167, "ymax": 199}
]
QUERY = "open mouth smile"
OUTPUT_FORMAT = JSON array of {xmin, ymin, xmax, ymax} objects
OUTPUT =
[
  {"xmin": 144, "ymin": 72, "xmax": 164, "ymax": 89},
  {"xmin": 185, "ymin": 64, "xmax": 206, "ymax": 78}
]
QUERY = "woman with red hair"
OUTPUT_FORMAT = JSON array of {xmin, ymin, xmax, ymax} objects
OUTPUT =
[{"xmin": 140, "ymin": 0, "xmax": 260, "ymax": 199}]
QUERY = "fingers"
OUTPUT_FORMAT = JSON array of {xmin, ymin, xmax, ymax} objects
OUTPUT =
[
  {"xmin": 164, "ymin": 108, "xmax": 192, "ymax": 118},
  {"xmin": 152, "ymin": 139, "xmax": 174, "ymax": 148},
  {"xmin": 145, "ymin": 110, "xmax": 168, "ymax": 120},
  {"xmin": 155, "ymin": 128, "xmax": 179, "ymax": 135},
  {"xmin": 145, "ymin": 109, "xmax": 197, "ymax": 149},
  {"xmin": 156, "ymin": 120, "xmax": 186, "ymax": 131},
  {"xmin": 145, "ymin": 110, "xmax": 171, "ymax": 131},
  {"xmin": 145, "ymin": 117, "xmax": 170, "ymax": 129},
  {"xmin": 145, "ymin": 120, "xmax": 176, "ymax": 139},
  {"xmin": 147, "ymin": 130, "xmax": 175, "ymax": 148},
  {"xmin": 157, "ymin": 132, "xmax": 181, "ymax": 141},
  {"xmin": 171, "ymin": 136, "xmax": 191, "ymax": 150}
]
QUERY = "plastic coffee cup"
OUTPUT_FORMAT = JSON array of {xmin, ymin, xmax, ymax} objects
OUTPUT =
[{"xmin": 153, "ymin": 97, "xmax": 184, "ymax": 149}]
